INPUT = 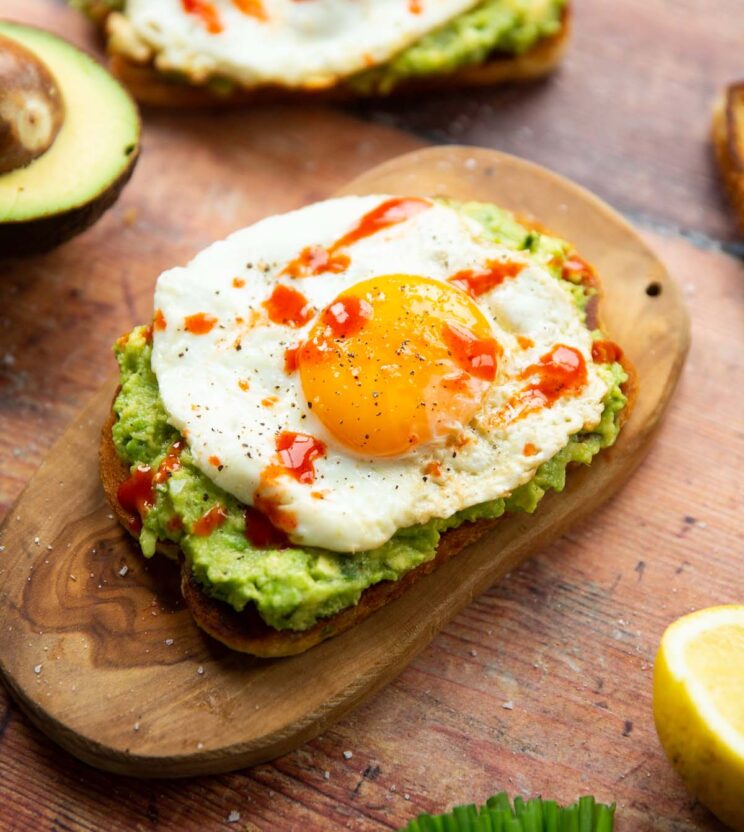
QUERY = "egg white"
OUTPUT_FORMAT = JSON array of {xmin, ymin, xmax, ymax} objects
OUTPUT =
[
  {"xmin": 152, "ymin": 195, "xmax": 608, "ymax": 552},
  {"xmin": 122, "ymin": 0, "xmax": 480, "ymax": 87}
]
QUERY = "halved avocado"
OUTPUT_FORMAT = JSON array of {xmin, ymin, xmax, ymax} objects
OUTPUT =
[{"xmin": 0, "ymin": 22, "xmax": 140, "ymax": 257}]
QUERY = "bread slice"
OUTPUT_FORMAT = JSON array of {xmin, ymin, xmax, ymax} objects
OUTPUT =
[
  {"xmin": 712, "ymin": 82, "xmax": 744, "ymax": 234},
  {"xmin": 100, "ymin": 352, "xmax": 636, "ymax": 659},
  {"xmin": 94, "ymin": 8, "xmax": 570, "ymax": 107}
]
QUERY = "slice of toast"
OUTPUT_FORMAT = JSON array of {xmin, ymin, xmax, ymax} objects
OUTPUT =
[
  {"xmin": 712, "ymin": 82, "xmax": 744, "ymax": 234},
  {"xmin": 94, "ymin": 8, "xmax": 570, "ymax": 107},
  {"xmin": 99, "ymin": 353, "xmax": 636, "ymax": 659}
]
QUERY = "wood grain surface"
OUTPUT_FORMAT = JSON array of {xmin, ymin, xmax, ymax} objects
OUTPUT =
[
  {"xmin": 0, "ymin": 0, "xmax": 742, "ymax": 829},
  {"xmin": 0, "ymin": 145, "xmax": 688, "ymax": 778}
]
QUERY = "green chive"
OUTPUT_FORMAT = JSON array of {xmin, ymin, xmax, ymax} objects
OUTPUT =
[
  {"xmin": 397, "ymin": 793, "xmax": 614, "ymax": 832},
  {"xmin": 543, "ymin": 801, "xmax": 559, "ymax": 832},
  {"xmin": 578, "ymin": 796, "xmax": 595, "ymax": 832}
]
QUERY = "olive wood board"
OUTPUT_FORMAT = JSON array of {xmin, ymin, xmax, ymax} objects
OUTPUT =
[{"xmin": 0, "ymin": 147, "xmax": 689, "ymax": 778}]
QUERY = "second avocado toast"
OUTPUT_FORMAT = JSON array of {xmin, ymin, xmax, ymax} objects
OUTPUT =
[{"xmin": 72, "ymin": 0, "xmax": 570, "ymax": 104}]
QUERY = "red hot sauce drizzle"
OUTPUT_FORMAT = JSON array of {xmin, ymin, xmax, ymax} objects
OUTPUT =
[
  {"xmin": 263, "ymin": 284, "xmax": 313, "ymax": 327},
  {"xmin": 118, "ymin": 440, "xmax": 186, "ymax": 531},
  {"xmin": 282, "ymin": 197, "xmax": 430, "ymax": 278},
  {"xmin": 519, "ymin": 344, "xmax": 587, "ymax": 413},
  {"xmin": 244, "ymin": 506, "xmax": 289, "ymax": 548},
  {"xmin": 153, "ymin": 309, "xmax": 167, "ymax": 332},
  {"xmin": 334, "ymin": 196, "xmax": 430, "ymax": 249},
  {"xmin": 232, "ymin": 0, "xmax": 268, "ymax": 20},
  {"xmin": 117, "ymin": 466, "xmax": 155, "ymax": 533},
  {"xmin": 192, "ymin": 505, "xmax": 228, "ymax": 536},
  {"xmin": 253, "ymin": 491, "xmax": 297, "ymax": 533},
  {"xmin": 251, "ymin": 431, "xmax": 327, "ymax": 537},
  {"xmin": 441, "ymin": 322, "xmax": 499, "ymax": 383},
  {"xmin": 167, "ymin": 516, "xmax": 184, "ymax": 532},
  {"xmin": 284, "ymin": 345, "xmax": 300, "ymax": 373},
  {"xmin": 181, "ymin": 0, "xmax": 223, "ymax": 33},
  {"xmin": 591, "ymin": 339, "xmax": 624, "ymax": 365},
  {"xmin": 449, "ymin": 260, "xmax": 525, "ymax": 298},
  {"xmin": 282, "ymin": 246, "xmax": 350, "ymax": 279},
  {"xmin": 275, "ymin": 431, "xmax": 326, "ymax": 485},
  {"xmin": 322, "ymin": 296, "xmax": 373, "ymax": 339},
  {"xmin": 561, "ymin": 254, "xmax": 598, "ymax": 289},
  {"xmin": 184, "ymin": 312, "xmax": 218, "ymax": 335}
]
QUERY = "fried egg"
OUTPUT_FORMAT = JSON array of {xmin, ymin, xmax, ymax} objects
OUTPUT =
[
  {"xmin": 118, "ymin": 0, "xmax": 480, "ymax": 88},
  {"xmin": 151, "ymin": 195, "xmax": 608, "ymax": 552}
]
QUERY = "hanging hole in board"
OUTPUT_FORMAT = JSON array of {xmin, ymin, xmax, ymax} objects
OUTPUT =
[{"xmin": 645, "ymin": 282, "xmax": 662, "ymax": 297}]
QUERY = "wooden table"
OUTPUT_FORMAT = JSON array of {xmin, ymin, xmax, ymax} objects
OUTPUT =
[{"xmin": 1, "ymin": 1, "xmax": 741, "ymax": 829}]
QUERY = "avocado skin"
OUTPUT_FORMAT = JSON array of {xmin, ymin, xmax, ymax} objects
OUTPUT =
[{"xmin": 0, "ymin": 147, "xmax": 138, "ymax": 258}]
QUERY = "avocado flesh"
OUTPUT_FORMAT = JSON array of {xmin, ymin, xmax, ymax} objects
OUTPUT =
[{"xmin": 0, "ymin": 22, "xmax": 139, "ymax": 256}]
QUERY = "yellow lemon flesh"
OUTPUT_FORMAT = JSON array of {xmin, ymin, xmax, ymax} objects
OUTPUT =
[{"xmin": 654, "ymin": 605, "xmax": 744, "ymax": 831}]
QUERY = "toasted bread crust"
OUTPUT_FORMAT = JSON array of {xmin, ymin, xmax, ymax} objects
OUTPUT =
[
  {"xmin": 713, "ymin": 83, "xmax": 744, "ymax": 234},
  {"xmin": 179, "ymin": 518, "xmax": 501, "ymax": 657},
  {"xmin": 100, "ymin": 350, "xmax": 635, "ymax": 658},
  {"xmin": 95, "ymin": 10, "xmax": 570, "ymax": 107}
]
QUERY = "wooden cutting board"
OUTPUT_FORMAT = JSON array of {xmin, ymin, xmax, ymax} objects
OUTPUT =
[{"xmin": 0, "ymin": 146, "xmax": 689, "ymax": 778}]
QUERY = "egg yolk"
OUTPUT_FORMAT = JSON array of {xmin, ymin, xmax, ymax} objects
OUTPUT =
[{"xmin": 298, "ymin": 274, "xmax": 500, "ymax": 457}]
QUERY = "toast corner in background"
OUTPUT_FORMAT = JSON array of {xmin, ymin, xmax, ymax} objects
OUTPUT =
[{"xmin": 712, "ymin": 82, "xmax": 744, "ymax": 234}]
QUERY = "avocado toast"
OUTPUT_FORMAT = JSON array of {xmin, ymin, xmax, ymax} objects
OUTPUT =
[
  {"xmin": 72, "ymin": 0, "xmax": 570, "ymax": 106},
  {"xmin": 101, "ymin": 197, "xmax": 634, "ymax": 657}
]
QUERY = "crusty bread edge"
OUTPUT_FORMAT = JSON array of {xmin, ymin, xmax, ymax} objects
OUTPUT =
[
  {"xmin": 180, "ymin": 515, "xmax": 504, "ymax": 657},
  {"xmin": 97, "ymin": 10, "xmax": 570, "ymax": 108},
  {"xmin": 100, "ymin": 351, "xmax": 636, "ymax": 659},
  {"xmin": 712, "ymin": 83, "xmax": 744, "ymax": 235}
]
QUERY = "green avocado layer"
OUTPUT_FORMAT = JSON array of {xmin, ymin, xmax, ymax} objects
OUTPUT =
[
  {"xmin": 350, "ymin": 0, "xmax": 567, "ymax": 94},
  {"xmin": 72, "ymin": 0, "xmax": 566, "ymax": 94},
  {"xmin": 112, "ymin": 201, "xmax": 627, "ymax": 632}
]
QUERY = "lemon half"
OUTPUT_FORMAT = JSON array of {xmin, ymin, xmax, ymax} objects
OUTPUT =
[{"xmin": 654, "ymin": 605, "xmax": 744, "ymax": 831}]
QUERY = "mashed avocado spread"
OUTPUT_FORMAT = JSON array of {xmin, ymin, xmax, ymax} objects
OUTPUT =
[
  {"xmin": 112, "ymin": 201, "xmax": 627, "ymax": 632},
  {"xmin": 73, "ymin": 0, "xmax": 566, "ymax": 93},
  {"xmin": 350, "ymin": 0, "xmax": 567, "ymax": 94}
]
